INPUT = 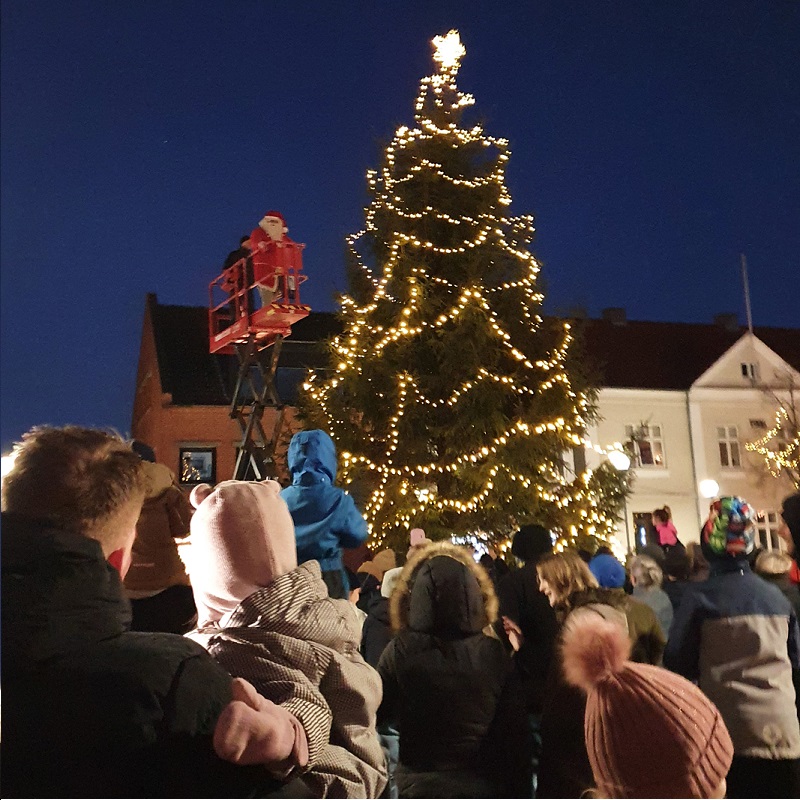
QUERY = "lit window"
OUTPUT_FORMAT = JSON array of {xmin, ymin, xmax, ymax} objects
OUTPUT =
[
  {"xmin": 755, "ymin": 510, "xmax": 785, "ymax": 553},
  {"xmin": 625, "ymin": 424, "xmax": 665, "ymax": 468},
  {"xmin": 717, "ymin": 426, "xmax": 741, "ymax": 468},
  {"xmin": 179, "ymin": 447, "xmax": 216, "ymax": 485}
]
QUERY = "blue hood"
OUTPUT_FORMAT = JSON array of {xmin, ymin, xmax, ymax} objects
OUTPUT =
[{"xmin": 287, "ymin": 429, "xmax": 337, "ymax": 484}]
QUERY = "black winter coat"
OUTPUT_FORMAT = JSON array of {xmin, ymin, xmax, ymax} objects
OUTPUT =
[
  {"xmin": 360, "ymin": 590, "xmax": 393, "ymax": 668},
  {"xmin": 0, "ymin": 513, "xmax": 293, "ymax": 799},
  {"xmin": 496, "ymin": 561, "xmax": 559, "ymax": 713},
  {"xmin": 377, "ymin": 543, "xmax": 532, "ymax": 798}
]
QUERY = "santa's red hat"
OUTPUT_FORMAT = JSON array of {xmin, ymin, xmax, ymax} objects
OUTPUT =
[{"xmin": 263, "ymin": 210, "xmax": 286, "ymax": 225}]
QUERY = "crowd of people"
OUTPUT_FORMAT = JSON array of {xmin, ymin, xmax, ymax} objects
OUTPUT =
[{"xmin": 2, "ymin": 423, "xmax": 800, "ymax": 798}]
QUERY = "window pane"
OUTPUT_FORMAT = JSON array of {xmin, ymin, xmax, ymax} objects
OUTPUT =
[
  {"xmin": 651, "ymin": 425, "xmax": 661, "ymax": 437},
  {"xmin": 719, "ymin": 442, "xmax": 729, "ymax": 467},
  {"xmin": 639, "ymin": 440, "xmax": 654, "ymax": 465},
  {"xmin": 652, "ymin": 442, "xmax": 664, "ymax": 465},
  {"xmin": 728, "ymin": 426, "xmax": 737, "ymax": 438},
  {"xmin": 730, "ymin": 443, "xmax": 740, "ymax": 467},
  {"xmin": 717, "ymin": 427, "xmax": 726, "ymax": 438}
]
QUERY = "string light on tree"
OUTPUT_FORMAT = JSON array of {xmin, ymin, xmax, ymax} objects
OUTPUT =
[{"xmin": 300, "ymin": 31, "xmax": 628, "ymax": 551}]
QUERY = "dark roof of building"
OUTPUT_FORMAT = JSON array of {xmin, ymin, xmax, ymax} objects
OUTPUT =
[
  {"xmin": 149, "ymin": 296, "xmax": 340, "ymax": 405},
  {"xmin": 573, "ymin": 317, "xmax": 800, "ymax": 391},
  {"xmin": 145, "ymin": 295, "xmax": 800, "ymax": 404}
]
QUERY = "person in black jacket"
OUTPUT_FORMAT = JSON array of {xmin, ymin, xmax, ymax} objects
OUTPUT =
[
  {"xmin": 495, "ymin": 524, "xmax": 559, "ymax": 798},
  {"xmin": 1, "ymin": 425, "xmax": 306, "ymax": 799},
  {"xmin": 377, "ymin": 541, "xmax": 532, "ymax": 798}
]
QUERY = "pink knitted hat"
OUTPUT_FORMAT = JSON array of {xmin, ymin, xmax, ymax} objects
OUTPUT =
[
  {"xmin": 189, "ymin": 480, "xmax": 297, "ymax": 626},
  {"xmin": 561, "ymin": 611, "xmax": 733, "ymax": 799}
]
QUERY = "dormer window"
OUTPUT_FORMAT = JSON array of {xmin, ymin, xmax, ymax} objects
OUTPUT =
[{"xmin": 740, "ymin": 362, "xmax": 759, "ymax": 381}]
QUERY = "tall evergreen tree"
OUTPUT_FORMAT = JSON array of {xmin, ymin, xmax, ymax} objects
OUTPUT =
[{"xmin": 302, "ymin": 31, "xmax": 626, "ymax": 550}]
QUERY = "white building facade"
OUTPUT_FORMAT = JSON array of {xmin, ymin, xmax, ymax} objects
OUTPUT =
[{"xmin": 581, "ymin": 321, "xmax": 799, "ymax": 554}]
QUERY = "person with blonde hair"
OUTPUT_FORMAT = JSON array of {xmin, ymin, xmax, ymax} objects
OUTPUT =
[
  {"xmin": 755, "ymin": 549, "xmax": 800, "ymax": 619},
  {"xmin": 629, "ymin": 553, "xmax": 673, "ymax": 638}
]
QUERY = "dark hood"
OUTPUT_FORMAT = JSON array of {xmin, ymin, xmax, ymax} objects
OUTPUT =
[
  {"xmin": 1, "ymin": 512, "xmax": 130, "ymax": 681},
  {"xmin": 287, "ymin": 429, "xmax": 337, "ymax": 485},
  {"xmin": 390, "ymin": 541, "xmax": 498, "ymax": 637}
]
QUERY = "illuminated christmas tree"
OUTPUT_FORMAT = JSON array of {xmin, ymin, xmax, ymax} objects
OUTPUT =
[{"xmin": 302, "ymin": 31, "xmax": 626, "ymax": 550}]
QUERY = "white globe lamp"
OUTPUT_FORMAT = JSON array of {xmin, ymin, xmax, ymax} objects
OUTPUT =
[
  {"xmin": 699, "ymin": 479, "xmax": 719, "ymax": 499},
  {"xmin": 607, "ymin": 449, "xmax": 631, "ymax": 471}
]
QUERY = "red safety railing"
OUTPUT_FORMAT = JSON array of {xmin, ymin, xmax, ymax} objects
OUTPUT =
[{"xmin": 208, "ymin": 243, "xmax": 310, "ymax": 355}]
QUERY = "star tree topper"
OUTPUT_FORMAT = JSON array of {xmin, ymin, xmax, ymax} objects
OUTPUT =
[{"xmin": 432, "ymin": 30, "xmax": 465, "ymax": 72}]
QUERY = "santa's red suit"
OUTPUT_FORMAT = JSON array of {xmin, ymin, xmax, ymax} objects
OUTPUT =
[{"xmin": 247, "ymin": 211, "xmax": 302, "ymax": 303}]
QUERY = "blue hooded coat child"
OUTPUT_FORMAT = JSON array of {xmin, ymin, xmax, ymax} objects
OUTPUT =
[{"xmin": 281, "ymin": 430, "xmax": 368, "ymax": 599}]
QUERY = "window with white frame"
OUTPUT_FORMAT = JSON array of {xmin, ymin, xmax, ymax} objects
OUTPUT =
[
  {"xmin": 625, "ymin": 424, "xmax": 665, "ymax": 468},
  {"xmin": 717, "ymin": 425, "xmax": 741, "ymax": 468},
  {"xmin": 755, "ymin": 510, "xmax": 786, "ymax": 553}
]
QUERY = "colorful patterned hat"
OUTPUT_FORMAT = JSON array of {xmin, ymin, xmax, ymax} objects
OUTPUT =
[{"xmin": 701, "ymin": 496, "xmax": 755, "ymax": 559}]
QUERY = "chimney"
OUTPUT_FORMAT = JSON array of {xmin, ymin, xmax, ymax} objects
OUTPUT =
[
  {"xmin": 713, "ymin": 312, "xmax": 739, "ymax": 333},
  {"xmin": 601, "ymin": 307, "xmax": 627, "ymax": 326}
]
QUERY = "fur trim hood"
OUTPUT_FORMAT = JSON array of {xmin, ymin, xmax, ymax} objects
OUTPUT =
[{"xmin": 389, "ymin": 541, "xmax": 498, "ymax": 635}]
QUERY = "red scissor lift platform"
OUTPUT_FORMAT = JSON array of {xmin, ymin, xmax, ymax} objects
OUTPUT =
[{"xmin": 209, "ymin": 241, "xmax": 311, "ymax": 480}]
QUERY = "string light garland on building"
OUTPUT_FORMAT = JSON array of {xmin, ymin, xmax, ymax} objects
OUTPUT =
[
  {"xmin": 745, "ymin": 405, "xmax": 800, "ymax": 487},
  {"xmin": 301, "ymin": 30, "xmax": 628, "ymax": 551}
]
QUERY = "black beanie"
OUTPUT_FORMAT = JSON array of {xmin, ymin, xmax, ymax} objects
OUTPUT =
[{"xmin": 511, "ymin": 524, "xmax": 553, "ymax": 562}]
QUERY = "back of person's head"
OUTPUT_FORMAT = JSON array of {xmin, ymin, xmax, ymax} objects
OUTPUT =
[
  {"xmin": 589, "ymin": 552, "xmax": 626, "ymax": 589},
  {"xmin": 662, "ymin": 545, "xmax": 691, "ymax": 581},
  {"xmin": 189, "ymin": 479, "xmax": 297, "ymax": 626},
  {"xmin": 390, "ymin": 541, "xmax": 497, "ymax": 634},
  {"xmin": 629, "ymin": 554, "xmax": 663, "ymax": 589},
  {"xmin": 685, "ymin": 541, "xmax": 709, "ymax": 578},
  {"xmin": 701, "ymin": 496, "xmax": 755, "ymax": 562},
  {"xmin": 536, "ymin": 550, "xmax": 598, "ymax": 608},
  {"xmin": 561, "ymin": 612, "xmax": 733, "ymax": 798},
  {"xmin": 652, "ymin": 507, "xmax": 670, "ymax": 525},
  {"xmin": 2, "ymin": 425, "xmax": 145, "ymax": 552},
  {"xmin": 754, "ymin": 549, "xmax": 792, "ymax": 578},
  {"xmin": 781, "ymin": 492, "xmax": 800, "ymax": 555},
  {"xmin": 510, "ymin": 523, "xmax": 552, "ymax": 562}
]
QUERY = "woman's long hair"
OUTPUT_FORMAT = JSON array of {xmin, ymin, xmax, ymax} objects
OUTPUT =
[{"xmin": 536, "ymin": 550, "xmax": 599, "ymax": 611}]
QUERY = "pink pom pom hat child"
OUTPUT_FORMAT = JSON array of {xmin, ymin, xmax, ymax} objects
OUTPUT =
[
  {"xmin": 561, "ymin": 611, "xmax": 733, "ymax": 799},
  {"xmin": 186, "ymin": 479, "xmax": 386, "ymax": 796}
]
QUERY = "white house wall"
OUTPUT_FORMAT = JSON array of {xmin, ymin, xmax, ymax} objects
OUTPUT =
[{"xmin": 589, "ymin": 388, "xmax": 701, "ymax": 550}]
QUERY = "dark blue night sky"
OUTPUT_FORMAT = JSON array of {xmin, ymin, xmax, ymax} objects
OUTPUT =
[{"xmin": 2, "ymin": 1, "xmax": 799, "ymax": 451}]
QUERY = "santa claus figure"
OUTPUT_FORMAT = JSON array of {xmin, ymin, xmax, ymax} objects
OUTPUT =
[{"xmin": 247, "ymin": 211, "xmax": 300, "ymax": 306}]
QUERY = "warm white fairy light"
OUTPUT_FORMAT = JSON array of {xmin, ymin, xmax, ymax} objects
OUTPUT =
[{"xmin": 304, "ymin": 30, "xmax": 624, "ymax": 550}]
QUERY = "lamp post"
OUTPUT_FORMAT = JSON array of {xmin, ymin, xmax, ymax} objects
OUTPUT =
[{"xmin": 608, "ymin": 449, "xmax": 632, "ymax": 554}]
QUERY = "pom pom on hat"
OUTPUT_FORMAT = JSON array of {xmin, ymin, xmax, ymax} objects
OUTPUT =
[
  {"xmin": 561, "ymin": 612, "xmax": 631, "ymax": 692},
  {"xmin": 561, "ymin": 611, "xmax": 733, "ymax": 799}
]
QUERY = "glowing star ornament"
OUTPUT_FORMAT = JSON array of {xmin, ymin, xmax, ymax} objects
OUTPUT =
[{"xmin": 432, "ymin": 30, "xmax": 465, "ymax": 71}]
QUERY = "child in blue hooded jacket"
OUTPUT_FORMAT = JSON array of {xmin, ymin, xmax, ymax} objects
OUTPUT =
[{"xmin": 281, "ymin": 430, "xmax": 368, "ymax": 600}]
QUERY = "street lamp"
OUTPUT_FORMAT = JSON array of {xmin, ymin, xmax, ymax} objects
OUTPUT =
[
  {"xmin": 608, "ymin": 449, "xmax": 632, "ymax": 554},
  {"xmin": 699, "ymin": 479, "xmax": 719, "ymax": 499}
]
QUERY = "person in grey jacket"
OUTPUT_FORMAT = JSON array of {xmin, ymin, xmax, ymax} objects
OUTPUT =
[
  {"xmin": 665, "ymin": 496, "xmax": 800, "ymax": 798},
  {"xmin": 628, "ymin": 553, "xmax": 673, "ymax": 638}
]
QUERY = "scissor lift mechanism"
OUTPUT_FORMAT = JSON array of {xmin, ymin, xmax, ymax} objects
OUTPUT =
[{"xmin": 208, "ymin": 249, "xmax": 310, "ymax": 480}]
